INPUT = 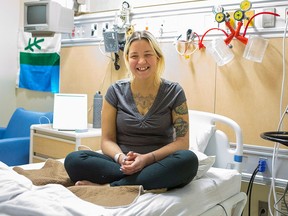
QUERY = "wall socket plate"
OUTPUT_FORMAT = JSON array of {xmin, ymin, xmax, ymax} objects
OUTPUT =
[
  {"xmin": 258, "ymin": 200, "xmax": 268, "ymax": 216},
  {"xmin": 262, "ymin": 8, "xmax": 276, "ymax": 28}
]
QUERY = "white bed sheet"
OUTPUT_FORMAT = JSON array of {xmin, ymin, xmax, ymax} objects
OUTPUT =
[{"xmin": 0, "ymin": 161, "xmax": 241, "ymax": 216}]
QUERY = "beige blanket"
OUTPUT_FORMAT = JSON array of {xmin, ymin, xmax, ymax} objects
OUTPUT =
[{"xmin": 13, "ymin": 159, "xmax": 143, "ymax": 208}]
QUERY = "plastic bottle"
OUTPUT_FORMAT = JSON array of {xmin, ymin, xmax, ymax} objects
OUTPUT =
[{"xmin": 93, "ymin": 91, "xmax": 103, "ymax": 128}]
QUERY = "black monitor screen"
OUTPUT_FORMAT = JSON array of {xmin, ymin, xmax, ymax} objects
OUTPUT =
[{"xmin": 27, "ymin": 5, "xmax": 47, "ymax": 24}]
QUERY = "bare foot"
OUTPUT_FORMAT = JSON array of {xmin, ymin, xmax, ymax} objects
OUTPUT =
[
  {"xmin": 75, "ymin": 180, "xmax": 109, "ymax": 187},
  {"xmin": 77, "ymin": 145, "xmax": 93, "ymax": 151}
]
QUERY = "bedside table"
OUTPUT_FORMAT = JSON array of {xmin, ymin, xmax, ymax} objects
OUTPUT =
[{"xmin": 29, "ymin": 124, "xmax": 102, "ymax": 163}]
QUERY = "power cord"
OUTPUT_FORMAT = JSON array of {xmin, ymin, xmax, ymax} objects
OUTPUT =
[
  {"xmin": 114, "ymin": 52, "xmax": 120, "ymax": 70},
  {"xmin": 268, "ymin": 15, "xmax": 288, "ymax": 216},
  {"xmin": 98, "ymin": 39, "xmax": 115, "ymax": 61},
  {"xmin": 39, "ymin": 116, "xmax": 51, "ymax": 125},
  {"xmin": 246, "ymin": 164, "xmax": 260, "ymax": 216},
  {"xmin": 98, "ymin": 39, "xmax": 121, "ymax": 71},
  {"xmin": 284, "ymin": 184, "xmax": 288, "ymax": 213},
  {"xmin": 268, "ymin": 105, "xmax": 288, "ymax": 216}
]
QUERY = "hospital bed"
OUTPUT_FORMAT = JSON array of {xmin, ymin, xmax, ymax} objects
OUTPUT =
[{"xmin": 0, "ymin": 110, "xmax": 247, "ymax": 216}]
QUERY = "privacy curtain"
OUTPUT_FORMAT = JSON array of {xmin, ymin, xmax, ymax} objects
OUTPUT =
[{"xmin": 17, "ymin": 31, "xmax": 61, "ymax": 93}]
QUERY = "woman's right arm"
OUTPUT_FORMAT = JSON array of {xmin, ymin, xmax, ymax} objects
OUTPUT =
[{"xmin": 101, "ymin": 99, "xmax": 125, "ymax": 163}]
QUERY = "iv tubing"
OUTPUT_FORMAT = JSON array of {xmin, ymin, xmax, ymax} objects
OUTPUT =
[
  {"xmin": 269, "ymin": 106, "xmax": 287, "ymax": 216},
  {"xmin": 193, "ymin": 32, "xmax": 201, "ymax": 43},
  {"xmin": 268, "ymin": 16, "xmax": 288, "ymax": 216},
  {"xmin": 199, "ymin": 28, "xmax": 229, "ymax": 49},
  {"xmin": 193, "ymin": 32, "xmax": 203, "ymax": 50},
  {"xmin": 280, "ymin": 15, "xmax": 288, "ymax": 122}
]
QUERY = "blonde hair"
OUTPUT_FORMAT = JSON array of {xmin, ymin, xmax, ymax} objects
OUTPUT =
[{"xmin": 123, "ymin": 30, "xmax": 165, "ymax": 85}]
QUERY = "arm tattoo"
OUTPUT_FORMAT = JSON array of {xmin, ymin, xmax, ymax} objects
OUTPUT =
[
  {"xmin": 174, "ymin": 103, "xmax": 188, "ymax": 115},
  {"xmin": 173, "ymin": 102, "xmax": 188, "ymax": 137},
  {"xmin": 174, "ymin": 118, "xmax": 188, "ymax": 137}
]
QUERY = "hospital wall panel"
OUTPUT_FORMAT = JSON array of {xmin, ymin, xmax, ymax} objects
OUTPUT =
[
  {"xmin": 60, "ymin": 37, "xmax": 288, "ymax": 148},
  {"xmin": 215, "ymin": 38, "xmax": 288, "ymax": 147},
  {"xmin": 60, "ymin": 45, "xmax": 128, "ymax": 121},
  {"xmin": 160, "ymin": 41, "xmax": 216, "ymax": 113},
  {"xmin": 60, "ymin": 41, "xmax": 216, "ymax": 123},
  {"xmin": 60, "ymin": 0, "xmax": 288, "ymax": 148}
]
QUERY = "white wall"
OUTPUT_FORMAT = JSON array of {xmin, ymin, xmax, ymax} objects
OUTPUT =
[
  {"xmin": 89, "ymin": 0, "xmax": 199, "ymax": 12},
  {"xmin": 0, "ymin": 0, "xmax": 176, "ymax": 127},
  {"xmin": 1, "ymin": 0, "xmax": 286, "ymax": 127},
  {"xmin": 0, "ymin": 1, "xmax": 19, "ymax": 126},
  {"xmin": 0, "ymin": 0, "xmax": 74, "ymax": 127}
]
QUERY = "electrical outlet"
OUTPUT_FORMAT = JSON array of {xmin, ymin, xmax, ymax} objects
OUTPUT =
[
  {"xmin": 91, "ymin": 23, "xmax": 98, "ymax": 37},
  {"xmin": 258, "ymin": 157, "xmax": 267, "ymax": 172},
  {"xmin": 262, "ymin": 8, "xmax": 276, "ymax": 28},
  {"xmin": 258, "ymin": 201, "xmax": 268, "ymax": 216}
]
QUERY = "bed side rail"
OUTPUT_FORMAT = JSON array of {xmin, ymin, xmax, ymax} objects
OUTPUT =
[{"xmin": 189, "ymin": 110, "xmax": 243, "ymax": 172}]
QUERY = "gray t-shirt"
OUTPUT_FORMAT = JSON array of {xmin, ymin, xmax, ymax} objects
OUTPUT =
[{"xmin": 105, "ymin": 78, "xmax": 186, "ymax": 154}]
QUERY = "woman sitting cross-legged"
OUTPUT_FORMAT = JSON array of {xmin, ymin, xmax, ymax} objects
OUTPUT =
[{"xmin": 64, "ymin": 30, "xmax": 198, "ymax": 190}]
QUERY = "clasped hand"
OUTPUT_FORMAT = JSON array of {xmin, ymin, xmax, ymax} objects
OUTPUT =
[{"xmin": 120, "ymin": 151, "xmax": 146, "ymax": 175}]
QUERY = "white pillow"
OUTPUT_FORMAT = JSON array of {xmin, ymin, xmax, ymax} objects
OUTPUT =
[
  {"xmin": 189, "ymin": 125, "xmax": 215, "ymax": 153},
  {"xmin": 192, "ymin": 150, "xmax": 216, "ymax": 180}
]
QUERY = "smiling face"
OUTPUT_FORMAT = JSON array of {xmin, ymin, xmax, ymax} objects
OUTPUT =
[
  {"xmin": 124, "ymin": 31, "xmax": 165, "ymax": 85},
  {"xmin": 127, "ymin": 39, "xmax": 159, "ymax": 82}
]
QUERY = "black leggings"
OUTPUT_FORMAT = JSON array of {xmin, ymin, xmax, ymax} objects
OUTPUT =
[{"xmin": 64, "ymin": 150, "xmax": 198, "ymax": 190}]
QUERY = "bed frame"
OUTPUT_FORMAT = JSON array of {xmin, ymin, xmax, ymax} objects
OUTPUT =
[
  {"xmin": 189, "ymin": 110, "xmax": 243, "ymax": 172},
  {"xmin": 189, "ymin": 110, "xmax": 246, "ymax": 216},
  {"xmin": 0, "ymin": 110, "xmax": 247, "ymax": 216}
]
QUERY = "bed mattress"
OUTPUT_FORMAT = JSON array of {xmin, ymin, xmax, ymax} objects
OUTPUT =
[
  {"xmin": 111, "ymin": 167, "xmax": 242, "ymax": 216},
  {"xmin": 0, "ymin": 162, "xmax": 241, "ymax": 216}
]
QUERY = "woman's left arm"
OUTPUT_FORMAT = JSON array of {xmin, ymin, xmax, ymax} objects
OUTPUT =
[{"xmin": 149, "ymin": 101, "xmax": 189, "ymax": 161}]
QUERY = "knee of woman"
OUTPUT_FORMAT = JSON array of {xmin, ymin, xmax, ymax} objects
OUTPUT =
[
  {"xmin": 64, "ymin": 151, "xmax": 82, "ymax": 169},
  {"xmin": 189, "ymin": 150, "xmax": 199, "ymax": 166},
  {"xmin": 181, "ymin": 150, "xmax": 199, "ymax": 168},
  {"xmin": 177, "ymin": 150, "xmax": 198, "ymax": 160}
]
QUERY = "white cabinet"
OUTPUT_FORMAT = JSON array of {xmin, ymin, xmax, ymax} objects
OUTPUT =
[{"xmin": 30, "ymin": 124, "xmax": 101, "ymax": 163}]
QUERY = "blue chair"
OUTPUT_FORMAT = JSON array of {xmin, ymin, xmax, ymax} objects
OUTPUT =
[{"xmin": 0, "ymin": 108, "xmax": 53, "ymax": 166}]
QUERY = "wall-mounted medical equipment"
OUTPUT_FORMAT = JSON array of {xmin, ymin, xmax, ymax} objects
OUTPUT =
[
  {"xmin": 73, "ymin": 0, "xmax": 86, "ymax": 16},
  {"xmin": 103, "ymin": 31, "xmax": 120, "ymax": 53},
  {"xmin": 174, "ymin": 29, "xmax": 200, "ymax": 58},
  {"xmin": 217, "ymin": 1, "xmax": 278, "ymax": 64},
  {"xmin": 194, "ymin": 0, "xmax": 280, "ymax": 66},
  {"xmin": 173, "ymin": 1, "xmax": 280, "ymax": 66},
  {"xmin": 24, "ymin": 0, "xmax": 74, "ymax": 37},
  {"xmin": 101, "ymin": 1, "xmax": 132, "ymax": 70},
  {"xmin": 243, "ymin": 35, "xmax": 269, "ymax": 63},
  {"xmin": 205, "ymin": 38, "xmax": 234, "ymax": 66},
  {"xmin": 102, "ymin": 1, "xmax": 131, "ymax": 53}
]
